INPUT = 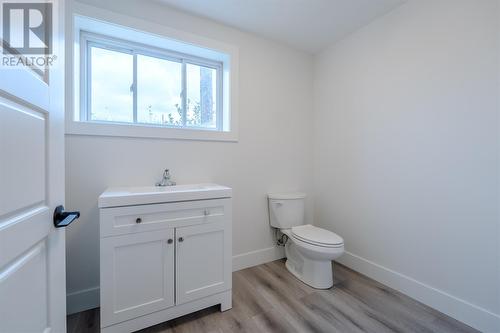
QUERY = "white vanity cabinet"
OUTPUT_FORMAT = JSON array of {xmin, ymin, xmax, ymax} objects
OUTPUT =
[{"xmin": 98, "ymin": 185, "xmax": 232, "ymax": 333}]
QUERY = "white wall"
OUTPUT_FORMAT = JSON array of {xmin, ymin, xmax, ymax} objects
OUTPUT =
[
  {"xmin": 65, "ymin": 0, "xmax": 313, "ymax": 314},
  {"xmin": 313, "ymin": 0, "xmax": 500, "ymax": 331},
  {"xmin": 65, "ymin": 0, "xmax": 500, "ymax": 330}
]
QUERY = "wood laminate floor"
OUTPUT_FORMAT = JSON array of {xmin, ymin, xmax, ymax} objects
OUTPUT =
[{"xmin": 67, "ymin": 259, "xmax": 478, "ymax": 333}]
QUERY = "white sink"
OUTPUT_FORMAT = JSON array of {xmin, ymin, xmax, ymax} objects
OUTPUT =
[{"xmin": 99, "ymin": 183, "xmax": 232, "ymax": 208}]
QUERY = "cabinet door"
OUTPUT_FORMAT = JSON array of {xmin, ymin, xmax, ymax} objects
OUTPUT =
[
  {"xmin": 176, "ymin": 220, "xmax": 231, "ymax": 304},
  {"xmin": 100, "ymin": 229, "xmax": 175, "ymax": 327}
]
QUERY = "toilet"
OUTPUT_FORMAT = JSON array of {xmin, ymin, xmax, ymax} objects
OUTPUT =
[{"xmin": 268, "ymin": 192, "xmax": 344, "ymax": 289}]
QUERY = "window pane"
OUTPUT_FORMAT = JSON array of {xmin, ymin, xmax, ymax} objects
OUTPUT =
[
  {"xmin": 90, "ymin": 46, "xmax": 133, "ymax": 122},
  {"xmin": 137, "ymin": 55, "xmax": 182, "ymax": 126},
  {"xmin": 186, "ymin": 63, "xmax": 217, "ymax": 128}
]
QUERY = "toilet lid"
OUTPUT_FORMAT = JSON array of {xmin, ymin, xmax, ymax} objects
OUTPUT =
[{"xmin": 291, "ymin": 224, "xmax": 344, "ymax": 247}]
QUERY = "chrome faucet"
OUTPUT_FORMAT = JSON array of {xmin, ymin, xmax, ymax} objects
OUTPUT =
[{"xmin": 156, "ymin": 169, "xmax": 176, "ymax": 187}]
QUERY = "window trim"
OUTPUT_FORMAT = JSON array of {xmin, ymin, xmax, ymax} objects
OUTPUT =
[
  {"xmin": 80, "ymin": 31, "xmax": 223, "ymax": 131},
  {"xmin": 67, "ymin": 7, "xmax": 239, "ymax": 142}
]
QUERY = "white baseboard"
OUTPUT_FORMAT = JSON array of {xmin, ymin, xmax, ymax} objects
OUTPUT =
[
  {"xmin": 66, "ymin": 286, "xmax": 99, "ymax": 315},
  {"xmin": 66, "ymin": 249, "xmax": 500, "ymax": 332},
  {"xmin": 67, "ymin": 246, "xmax": 285, "ymax": 314},
  {"xmin": 337, "ymin": 251, "xmax": 500, "ymax": 333},
  {"xmin": 232, "ymin": 246, "xmax": 285, "ymax": 271}
]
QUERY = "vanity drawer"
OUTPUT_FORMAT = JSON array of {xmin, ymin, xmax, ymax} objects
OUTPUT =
[{"xmin": 100, "ymin": 199, "xmax": 229, "ymax": 237}]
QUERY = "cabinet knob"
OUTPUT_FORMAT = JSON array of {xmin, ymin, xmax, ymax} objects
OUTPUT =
[
  {"xmin": 167, "ymin": 239, "xmax": 173, "ymax": 244},
  {"xmin": 178, "ymin": 237, "xmax": 184, "ymax": 242},
  {"xmin": 136, "ymin": 218, "xmax": 142, "ymax": 224}
]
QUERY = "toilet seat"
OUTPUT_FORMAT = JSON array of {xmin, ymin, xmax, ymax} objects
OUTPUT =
[{"xmin": 291, "ymin": 224, "xmax": 344, "ymax": 248}]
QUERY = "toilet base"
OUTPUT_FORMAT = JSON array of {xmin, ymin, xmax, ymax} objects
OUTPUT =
[{"xmin": 284, "ymin": 242, "xmax": 335, "ymax": 289}]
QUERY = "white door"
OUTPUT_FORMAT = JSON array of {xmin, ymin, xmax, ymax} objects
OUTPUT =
[
  {"xmin": 0, "ymin": 1, "xmax": 68, "ymax": 332},
  {"xmin": 100, "ymin": 229, "xmax": 175, "ymax": 327},
  {"xmin": 175, "ymin": 220, "xmax": 230, "ymax": 305}
]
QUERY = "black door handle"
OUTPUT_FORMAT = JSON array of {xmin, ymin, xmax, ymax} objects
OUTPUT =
[{"xmin": 53, "ymin": 205, "xmax": 80, "ymax": 228}]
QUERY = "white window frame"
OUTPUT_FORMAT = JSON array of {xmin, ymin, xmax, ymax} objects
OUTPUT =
[
  {"xmin": 81, "ymin": 32, "xmax": 224, "ymax": 131},
  {"xmin": 66, "ymin": 5, "xmax": 239, "ymax": 142}
]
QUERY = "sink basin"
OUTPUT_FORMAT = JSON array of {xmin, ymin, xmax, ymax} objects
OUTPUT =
[{"xmin": 99, "ymin": 183, "xmax": 232, "ymax": 208}]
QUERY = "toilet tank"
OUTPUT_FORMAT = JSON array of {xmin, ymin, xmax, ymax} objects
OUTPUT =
[{"xmin": 268, "ymin": 193, "xmax": 306, "ymax": 229}]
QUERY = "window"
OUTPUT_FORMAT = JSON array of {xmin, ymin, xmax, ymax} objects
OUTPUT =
[
  {"xmin": 70, "ymin": 14, "xmax": 238, "ymax": 141},
  {"xmin": 81, "ymin": 32, "xmax": 222, "ymax": 131}
]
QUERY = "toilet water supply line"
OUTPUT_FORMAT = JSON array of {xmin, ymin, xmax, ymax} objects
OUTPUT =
[{"xmin": 275, "ymin": 229, "xmax": 289, "ymax": 246}]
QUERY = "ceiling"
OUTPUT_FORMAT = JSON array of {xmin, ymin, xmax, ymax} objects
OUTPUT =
[{"xmin": 154, "ymin": 0, "xmax": 405, "ymax": 53}]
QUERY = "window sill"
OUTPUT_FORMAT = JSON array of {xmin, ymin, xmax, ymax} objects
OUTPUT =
[{"xmin": 65, "ymin": 120, "xmax": 238, "ymax": 142}]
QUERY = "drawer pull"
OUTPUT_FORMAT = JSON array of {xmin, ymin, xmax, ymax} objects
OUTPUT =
[
  {"xmin": 135, "ymin": 218, "xmax": 142, "ymax": 224},
  {"xmin": 167, "ymin": 239, "xmax": 173, "ymax": 244},
  {"xmin": 178, "ymin": 237, "xmax": 184, "ymax": 242},
  {"xmin": 204, "ymin": 209, "xmax": 209, "ymax": 216}
]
